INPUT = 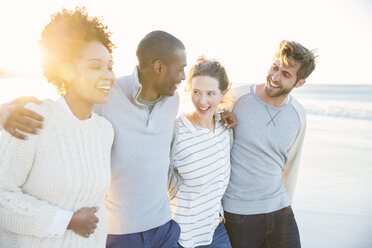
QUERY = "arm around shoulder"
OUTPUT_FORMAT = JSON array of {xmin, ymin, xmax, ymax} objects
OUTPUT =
[
  {"xmin": 0, "ymin": 102, "xmax": 12, "ymax": 131},
  {"xmin": 0, "ymin": 98, "xmax": 44, "ymax": 139},
  {"xmin": 220, "ymin": 84, "xmax": 252, "ymax": 112}
]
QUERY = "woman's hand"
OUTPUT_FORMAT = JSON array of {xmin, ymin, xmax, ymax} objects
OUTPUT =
[{"xmin": 67, "ymin": 207, "xmax": 99, "ymax": 238}]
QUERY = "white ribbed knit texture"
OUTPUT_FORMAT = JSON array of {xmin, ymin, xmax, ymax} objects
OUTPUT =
[{"xmin": 0, "ymin": 99, "xmax": 113, "ymax": 248}]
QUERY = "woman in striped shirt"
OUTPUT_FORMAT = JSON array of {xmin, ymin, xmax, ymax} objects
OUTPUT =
[{"xmin": 168, "ymin": 56, "xmax": 232, "ymax": 248}]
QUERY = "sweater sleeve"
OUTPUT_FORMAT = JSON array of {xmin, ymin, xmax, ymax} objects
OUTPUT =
[
  {"xmin": 0, "ymin": 103, "xmax": 61, "ymax": 238},
  {"xmin": 283, "ymin": 99, "xmax": 307, "ymax": 202}
]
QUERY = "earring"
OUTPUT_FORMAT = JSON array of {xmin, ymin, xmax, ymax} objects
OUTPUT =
[{"xmin": 59, "ymin": 82, "xmax": 67, "ymax": 96}]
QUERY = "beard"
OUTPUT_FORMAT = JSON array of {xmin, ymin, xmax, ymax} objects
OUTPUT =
[{"xmin": 264, "ymin": 76, "xmax": 297, "ymax": 98}]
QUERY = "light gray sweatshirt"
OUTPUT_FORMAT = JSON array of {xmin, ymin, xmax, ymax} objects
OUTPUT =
[
  {"xmin": 222, "ymin": 85, "xmax": 306, "ymax": 215},
  {"xmin": 94, "ymin": 67, "xmax": 179, "ymax": 234}
]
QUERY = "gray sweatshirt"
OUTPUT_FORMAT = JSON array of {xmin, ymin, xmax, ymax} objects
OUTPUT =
[
  {"xmin": 222, "ymin": 85, "xmax": 306, "ymax": 215},
  {"xmin": 94, "ymin": 67, "xmax": 179, "ymax": 234}
]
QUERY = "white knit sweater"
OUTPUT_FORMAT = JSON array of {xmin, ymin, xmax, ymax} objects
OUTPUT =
[{"xmin": 0, "ymin": 99, "xmax": 113, "ymax": 248}]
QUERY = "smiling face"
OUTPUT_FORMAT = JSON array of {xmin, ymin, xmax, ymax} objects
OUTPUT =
[
  {"xmin": 156, "ymin": 49, "xmax": 187, "ymax": 96},
  {"xmin": 265, "ymin": 60, "xmax": 304, "ymax": 98},
  {"xmin": 190, "ymin": 75, "xmax": 225, "ymax": 122},
  {"xmin": 66, "ymin": 40, "xmax": 115, "ymax": 105}
]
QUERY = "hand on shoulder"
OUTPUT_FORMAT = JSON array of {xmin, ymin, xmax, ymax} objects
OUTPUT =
[{"xmin": 0, "ymin": 96, "xmax": 44, "ymax": 140}]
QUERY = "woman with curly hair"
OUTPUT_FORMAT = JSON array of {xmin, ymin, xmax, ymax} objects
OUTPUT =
[
  {"xmin": 0, "ymin": 7, "xmax": 115, "ymax": 247},
  {"xmin": 168, "ymin": 57, "xmax": 233, "ymax": 248}
]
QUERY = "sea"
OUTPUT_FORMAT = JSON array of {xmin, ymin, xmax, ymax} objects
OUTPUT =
[
  {"xmin": 1, "ymin": 79, "xmax": 372, "ymax": 247},
  {"xmin": 291, "ymin": 85, "xmax": 372, "ymax": 248}
]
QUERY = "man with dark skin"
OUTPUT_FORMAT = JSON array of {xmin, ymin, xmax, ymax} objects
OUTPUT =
[
  {"xmin": 0, "ymin": 30, "xmax": 235, "ymax": 248},
  {"xmin": 0, "ymin": 96, "xmax": 44, "ymax": 139}
]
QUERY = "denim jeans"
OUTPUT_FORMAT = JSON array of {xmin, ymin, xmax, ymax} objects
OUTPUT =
[
  {"xmin": 224, "ymin": 206, "xmax": 301, "ymax": 248},
  {"xmin": 178, "ymin": 221, "xmax": 232, "ymax": 248},
  {"xmin": 106, "ymin": 219, "xmax": 180, "ymax": 248}
]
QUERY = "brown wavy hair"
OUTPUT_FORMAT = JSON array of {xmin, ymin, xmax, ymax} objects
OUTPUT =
[
  {"xmin": 187, "ymin": 56, "xmax": 232, "ymax": 108},
  {"xmin": 274, "ymin": 40, "xmax": 317, "ymax": 82},
  {"xmin": 187, "ymin": 56, "xmax": 231, "ymax": 94}
]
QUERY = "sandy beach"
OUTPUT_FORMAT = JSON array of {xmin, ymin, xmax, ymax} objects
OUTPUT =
[{"xmin": 292, "ymin": 101, "xmax": 372, "ymax": 248}]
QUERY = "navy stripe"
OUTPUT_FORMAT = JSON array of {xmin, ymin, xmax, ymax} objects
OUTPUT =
[
  {"xmin": 216, "ymin": 128, "xmax": 227, "ymax": 137},
  {"xmin": 175, "ymin": 183, "xmax": 228, "ymax": 201},
  {"xmin": 176, "ymin": 132, "xmax": 212, "ymax": 146},
  {"xmin": 172, "ymin": 202, "xmax": 219, "ymax": 217},
  {"xmin": 177, "ymin": 190, "xmax": 200, "ymax": 194},
  {"xmin": 179, "ymin": 174, "xmax": 229, "ymax": 192},
  {"xmin": 170, "ymin": 117, "xmax": 230, "ymax": 248},
  {"xmin": 177, "ymin": 127, "xmax": 228, "ymax": 154},
  {"xmin": 179, "ymin": 116, "xmax": 190, "ymax": 131},
  {"xmin": 180, "ymin": 155, "xmax": 229, "ymax": 174},
  {"xmin": 177, "ymin": 131, "xmax": 191, "ymax": 136},
  {"xmin": 181, "ymin": 172, "xmax": 229, "ymax": 188},
  {"xmin": 215, "ymin": 122, "xmax": 222, "ymax": 129},
  {"xmin": 175, "ymin": 134, "xmax": 228, "ymax": 158},
  {"xmin": 183, "ymin": 160, "xmax": 229, "ymax": 180},
  {"xmin": 171, "ymin": 194, "xmax": 224, "ymax": 210},
  {"xmin": 175, "ymin": 212, "xmax": 219, "ymax": 225},
  {"xmin": 180, "ymin": 223, "xmax": 212, "ymax": 234},
  {"xmin": 175, "ymin": 139, "xmax": 230, "ymax": 166}
]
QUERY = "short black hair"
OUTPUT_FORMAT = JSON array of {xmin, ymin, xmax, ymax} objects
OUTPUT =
[{"xmin": 136, "ymin": 30, "xmax": 185, "ymax": 68}]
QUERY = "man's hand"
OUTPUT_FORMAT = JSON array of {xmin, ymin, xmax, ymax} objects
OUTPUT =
[
  {"xmin": 1, "ymin": 96, "xmax": 44, "ymax": 140},
  {"xmin": 220, "ymin": 110, "xmax": 237, "ymax": 129},
  {"xmin": 67, "ymin": 207, "xmax": 99, "ymax": 238}
]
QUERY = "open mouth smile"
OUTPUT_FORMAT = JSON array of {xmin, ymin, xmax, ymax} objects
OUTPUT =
[
  {"xmin": 268, "ymin": 79, "xmax": 280, "ymax": 89},
  {"xmin": 96, "ymin": 80, "xmax": 112, "ymax": 93},
  {"xmin": 198, "ymin": 106, "xmax": 210, "ymax": 114}
]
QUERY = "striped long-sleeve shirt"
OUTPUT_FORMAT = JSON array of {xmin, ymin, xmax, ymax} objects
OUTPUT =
[{"xmin": 170, "ymin": 114, "xmax": 231, "ymax": 248}]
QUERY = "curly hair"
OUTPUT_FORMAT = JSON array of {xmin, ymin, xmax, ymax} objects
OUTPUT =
[
  {"xmin": 39, "ymin": 7, "xmax": 115, "ymax": 93},
  {"xmin": 187, "ymin": 56, "xmax": 231, "ymax": 94}
]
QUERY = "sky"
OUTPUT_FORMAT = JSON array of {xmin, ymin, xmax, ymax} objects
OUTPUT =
[{"xmin": 0, "ymin": 0, "xmax": 371, "ymax": 86}]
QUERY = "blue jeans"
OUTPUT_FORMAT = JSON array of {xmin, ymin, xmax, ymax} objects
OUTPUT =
[
  {"xmin": 178, "ymin": 221, "xmax": 232, "ymax": 248},
  {"xmin": 224, "ymin": 206, "xmax": 301, "ymax": 248},
  {"xmin": 106, "ymin": 219, "xmax": 180, "ymax": 248}
]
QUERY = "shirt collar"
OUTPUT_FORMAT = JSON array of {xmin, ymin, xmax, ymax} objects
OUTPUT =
[
  {"xmin": 129, "ymin": 66, "xmax": 167, "ymax": 107},
  {"xmin": 56, "ymin": 96, "xmax": 94, "ymax": 120},
  {"xmin": 179, "ymin": 113, "xmax": 221, "ymax": 134},
  {"xmin": 179, "ymin": 114, "xmax": 197, "ymax": 133},
  {"xmin": 131, "ymin": 66, "xmax": 142, "ymax": 102}
]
